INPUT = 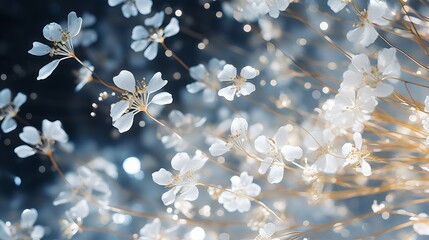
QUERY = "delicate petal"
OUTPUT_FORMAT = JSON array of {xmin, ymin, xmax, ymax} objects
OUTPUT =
[
  {"xmin": 110, "ymin": 100, "xmax": 129, "ymax": 121},
  {"xmin": 186, "ymin": 82, "xmax": 205, "ymax": 93},
  {"xmin": 180, "ymin": 186, "xmax": 199, "ymax": 201},
  {"xmin": 361, "ymin": 160, "xmax": 372, "ymax": 176},
  {"xmin": 131, "ymin": 25, "xmax": 149, "ymax": 40},
  {"xmin": 13, "ymin": 93, "xmax": 27, "ymax": 108},
  {"xmin": 0, "ymin": 89, "xmax": 11, "ymax": 108},
  {"xmin": 218, "ymin": 86, "xmax": 236, "ymax": 101},
  {"xmin": 328, "ymin": 0, "xmax": 347, "ymax": 13},
  {"xmin": 240, "ymin": 66, "xmax": 257, "ymax": 79},
  {"xmin": 21, "ymin": 208, "xmax": 38, "ymax": 228},
  {"xmin": 189, "ymin": 64, "xmax": 207, "ymax": 81},
  {"xmin": 37, "ymin": 59, "xmax": 63, "ymax": 80},
  {"xmin": 121, "ymin": 2, "xmax": 138, "ymax": 18},
  {"xmin": 152, "ymin": 168, "xmax": 172, "ymax": 185},
  {"xmin": 171, "ymin": 152, "xmax": 190, "ymax": 171},
  {"xmin": 239, "ymin": 82, "xmax": 255, "ymax": 96},
  {"xmin": 43, "ymin": 22, "xmax": 62, "ymax": 42},
  {"xmin": 108, "ymin": 0, "xmax": 123, "ymax": 7},
  {"xmin": 367, "ymin": 0, "xmax": 389, "ymax": 25},
  {"xmin": 351, "ymin": 54, "xmax": 371, "ymax": 72},
  {"xmin": 164, "ymin": 18, "xmax": 180, "ymax": 37},
  {"xmin": 274, "ymin": 126, "xmax": 289, "ymax": 146},
  {"xmin": 281, "ymin": 145, "xmax": 303, "ymax": 161},
  {"xmin": 267, "ymin": 165, "xmax": 284, "ymax": 183},
  {"xmin": 67, "ymin": 11, "xmax": 83, "ymax": 37},
  {"xmin": 378, "ymin": 48, "xmax": 400, "ymax": 78},
  {"xmin": 144, "ymin": 11, "xmax": 164, "ymax": 28},
  {"xmin": 14, "ymin": 145, "xmax": 36, "ymax": 158},
  {"xmin": 0, "ymin": 221, "xmax": 11, "ymax": 239},
  {"xmin": 42, "ymin": 120, "xmax": 68, "ymax": 143},
  {"xmin": 28, "ymin": 42, "xmax": 51, "ymax": 56},
  {"xmin": 342, "ymin": 143, "xmax": 353, "ymax": 156},
  {"xmin": 231, "ymin": 117, "xmax": 248, "ymax": 136},
  {"xmin": 260, "ymin": 223, "xmax": 275, "ymax": 238},
  {"xmin": 218, "ymin": 64, "xmax": 237, "ymax": 81},
  {"xmin": 246, "ymin": 183, "xmax": 261, "ymax": 197},
  {"xmin": 254, "ymin": 135, "xmax": 270, "ymax": 154},
  {"xmin": 144, "ymin": 42, "xmax": 158, "ymax": 60},
  {"xmin": 161, "ymin": 188, "xmax": 176, "ymax": 205},
  {"xmin": 147, "ymin": 72, "xmax": 167, "ymax": 94},
  {"xmin": 113, "ymin": 112, "xmax": 134, "ymax": 133},
  {"xmin": 131, "ymin": 39, "xmax": 149, "ymax": 52},
  {"xmin": 372, "ymin": 83, "xmax": 394, "ymax": 97},
  {"xmin": 135, "ymin": 0, "xmax": 152, "ymax": 15},
  {"xmin": 209, "ymin": 139, "xmax": 230, "ymax": 156},
  {"xmin": 259, "ymin": 158, "xmax": 272, "ymax": 174},
  {"xmin": 113, "ymin": 70, "xmax": 136, "ymax": 92},
  {"xmin": 1, "ymin": 115, "xmax": 17, "ymax": 133},
  {"xmin": 69, "ymin": 200, "xmax": 89, "ymax": 219},
  {"xmin": 31, "ymin": 225, "xmax": 45, "ymax": 239},
  {"xmin": 236, "ymin": 198, "xmax": 251, "ymax": 213},
  {"xmin": 150, "ymin": 92, "xmax": 173, "ymax": 105},
  {"xmin": 19, "ymin": 126, "xmax": 41, "ymax": 145},
  {"xmin": 353, "ymin": 132, "xmax": 362, "ymax": 150}
]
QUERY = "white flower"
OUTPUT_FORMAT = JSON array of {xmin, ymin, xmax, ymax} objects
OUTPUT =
[
  {"xmin": 218, "ymin": 171, "xmax": 261, "ymax": 213},
  {"xmin": 74, "ymin": 61, "xmax": 93, "ymax": 91},
  {"xmin": 255, "ymin": 126, "xmax": 303, "ymax": 183},
  {"xmin": 131, "ymin": 12, "xmax": 180, "ymax": 60},
  {"xmin": 28, "ymin": 12, "xmax": 83, "ymax": 80},
  {"xmin": 342, "ymin": 132, "xmax": 372, "ymax": 176},
  {"xmin": 110, "ymin": 70, "xmax": 172, "ymax": 133},
  {"xmin": 187, "ymin": 58, "xmax": 226, "ymax": 102},
  {"xmin": 217, "ymin": 64, "xmax": 257, "ymax": 101},
  {"xmin": 0, "ymin": 89, "xmax": 27, "ymax": 133},
  {"xmin": 250, "ymin": 0, "xmax": 291, "ymax": 18},
  {"xmin": 209, "ymin": 117, "xmax": 249, "ymax": 156},
  {"xmin": 73, "ymin": 12, "xmax": 97, "ymax": 47},
  {"xmin": 325, "ymin": 89, "xmax": 377, "ymax": 132},
  {"xmin": 256, "ymin": 222, "xmax": 278, "ymax": 240},
  {"xmin": 0, "ymin": 208, "xmax": 45, "ymax": 240},
  {"xmin": 14, "ymin": 119, "xmax": 68, "ymax": 158},
  {"xmin": 327, "ymin": 0, "xmax": 350, "ymax": 13},
  {"xmin": 108, "ymin": 0, "xmax": 152, "ymax": 18},
  {"xmin": 61, "ymin": 215, "xmax": 81, "ymax": 239},
  {"xmin": 341, "ymin": 48, "xmax": 400, "ymax": 98},
  {"xmin": 411, "ymin": 213, "xmax": 429, "ymax": 235},
  {"xmin": 346, "ymin": 0, "xmax": 391, "ymax": 47},
  {"xmin": 152, "ymin": 152, "xmax": 207, "ymax": 205},
  {"xmin": 138, "ymin": 218, "xmax": 178, "ymax": 240}
]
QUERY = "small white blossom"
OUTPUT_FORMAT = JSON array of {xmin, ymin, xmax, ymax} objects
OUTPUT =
[
  {"xmin": 0, "ymin": 89, "xmax": 27, "ymax": 133},
  {"xmin": 341, "ymin": 48, "xmax": 400, "ymax": 98},
  {"xmin": 187, "ymin": 58, "xmax": 226, "ymax": 102},
  {"xmin": 327, "ymin": 0, "xmax": 350, "ymax": 13},
  {"xmin": 218, "ymin": 171, "xmax": 261, "ymax": 213},
  {"xmin": 255, "ymin": 126, "xmax": 303, "ymax": 183},
  {"xmin": 218, "ymin": 64, "xmax": 257, "ymax": 101},
  {"xmin": 346, "ymin": 0, "xmax": 391, "ymax": 47},
  {"xmin": 152, "ymin": 152, "xmax": 207, "ymax": 205},
  {"xmin": 131, "ymin": 12, "xmax": 180, "ymax": 60},
  {"xmin": 108, "ymin": 0, "xmax": 152, "ymax": 18},
  {"xmin": 73, "ymin": 12, "xmax": 97, "ymax": 47},
  {"xmin": 14, "ymin": 119, "xmax": 68, "ymax": 158},
  {"xmin": 411, "ymin": 213, "xmax": 429, "ymax": 235},
  {"xmin": 28, "ymin": 12, "xmax": 82, "ymax": 80},
  {"xmin": 342, "ymin": 132, "xmax": 372, "ymax": 176},
  {"xmin": 256, "ymin": 222, "xmax": 278, "ymax": 240},
  {"xmin": 250, "ymin": 0, "xmax": 291, "ymax": 18},
  {"xmin": 0, "ymin": 209, "xmax": 45, "ymax": 240},
  {"xmin": 74, "ymin": 61, "xmax": 93, "ymax": 91},
  {"xmin": 110, "ymin": 70, "xmax": 172, "ymax": 133},
  {"xmin": 209, "ymin": 117, "xmax": 249, "ymax": 156}
]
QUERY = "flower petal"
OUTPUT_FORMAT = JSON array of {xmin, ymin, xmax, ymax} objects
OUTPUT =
[
  {"xmin": 147, "ymin": 72, "xmax": 167, "ymax": 94},
  {"xmin": 189, "ymin": 64, "xmax": 207, "ymax": 81},
  {"xmin": 281, "ymin": 145, "xmax": 303, "ymax": 161},
  {"xmin": 43, "ymin": 22, "xmax": 62, "ymax": 42},
  {"xmin": 267, "ymin": 165, "xmax": 284, "ymax": 183},
  {"xmin": 0, "ymin": 88, "xmax": 11, "ymax": 108},
  {"xmin": 144, "ymin": 11, "xmax": 164, "ymax": 28},
  {"xmin": 14, "ymin": 145, "xmax": 36, "ymax": 158},
  {"xmin": 131, "ymin": 39, "xmax": 149, "ymax": 52},
  {"xmin": 240, "ymin": 66, "xmax": 257, "ymax": 79},
  {"xmin": 163, "ymin": 18, "xmax": 180, "ymax": 38},
  {"xmin": 144, "ymin": 42, "xmax": 158, "ymax": 60},
  {"xmin": 67, "ymin": 11, "xmax": 83, "ymax": 37},
  {"xmin": 13, "ymin": 93, "xmax": 27, "ymax": 108},
  {"xmin": 28, "ymin": 42, "xmax": 51, "ymax": 56},
  {"xmin": 37, "ymin": 59, "xmax": 63, "ymax": 80},
  {"xmin": 131, "ymin": 25, "xmax": 149, "ymax": 40},
  {"xmin": 218, "ymin": 64, "xmax": 237, "ymax": 82},
  {"xmin": 21, "ymin": 208, "xmax": 38, "ymax": 229},
  {"xmin": 19, "ymin": 126, "xmax": 41, "ymax": 145},
  {"xmin": 113, "ymin": 70, "xmax": 136, "ymax": 92},
  {"xmin": 218, "ymin": 86, "xmax": 236, "ymax": 101},
  {"xmin": 1, "ymin": 115, "xmax": 17, "ymax": 133},
  {"xmin": 209, "ymin": 139, "xmax": 230, "ymax": 156},
  {"xmin": 239, "ymin": 82, "xmax": 255, "ymax": 96},
  {"xmin": 161, "ymin": 188, "xmax": 176, "ymax": 205},
  {"xmin": 113, "ymin": 112, "xmax": 134, "ymax": 133},
  {"xmin": 150, "ymin": 92, "xmax": 173, "ymax": 105},
  {"xmin": 110, "ymin": 100, "xmax": 129, "ymax": 121},
  {"xmin": 181, "ymin": 186, "xmax": 199, "ymax": 201},
  {"xmin": 135, "ymin": 0, "xmax": 152, "ymax": 15},
  {"xmin": 152, "ymin": 168, "xmax": 173, "ymax": 185}
]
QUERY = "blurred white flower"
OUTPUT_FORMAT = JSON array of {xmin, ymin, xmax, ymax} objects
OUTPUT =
[
  {"xmin": 74, "ymin": 60, "xmax": 93, "ymax": 91},
  {"xmin": 138, "ymin": 218, "xmax": 178, "ymax": 240},
  {"xmin": 14, "ymin": 119, "xmax": 68, "ymax": 158},
  {"xmin": 327, "ymin": 0, "xmax": 350, "ymax": 13},
  {"xmin": 28, "ymin": 12, "xmax": 82, "ymax": 80},
  {"xmin": 341, "ymin": 48, "xmax": 400, "ymax": 98},
  {"xmin": 256, "ymin": 222, "xmax": 278, "ymax": 240},
  {"xmin": 218, "ymin": 171, "xmax": 261, "ymax": 213},
  {"xmin": 187, "ymin": 58, "xmax": 226, "ymax": 102},
  {"xmin": 73, "ymin": 12, "xmax": 97, "ymax": 47},
  {"xmin": 218, "ymin": 64, "xmax": 257, "ymax": 101},
  {"xmin": 342, "ymin": 132, "xmax": 372, "ymax": 176},
  {"xmin": 131, "ymin": 12, "xmax": 180, "ymax": 60},
  {"xmin": 152, "ymin": 152, "xmax": 207, "ymax": 205},
  {"xmin": 0, "ymin": 208, "xmax": 45, "ymax": 240},
  {"xmin": 110, "ymin": 70, "xmax": 172, "ymax": 133},
  {"xmin": 0, "ymin": 88, "xmax": 26, "ymax": 133},
  {"xmin": 108, "ymin": 0, "xmax": 152, "ymax": 18},
  {"xmin": 250, "ymin": 0, "xmax": 291, "ymax": 18},
  {"xmin": 411, "ymin": 213, "xmax": 429, "ymax": 235},
  {"xmin": 209, "ymin": 117, "xmax": 249, "ymax": 156},
  {"xmin": 346, "ymin": 0, "xmax": 391, "ymax": 47}
]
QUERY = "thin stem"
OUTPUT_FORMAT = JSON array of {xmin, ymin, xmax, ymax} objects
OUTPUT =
[{"xmin": 160, "ymin": 41, "xmax": 189, "ymax": 70}]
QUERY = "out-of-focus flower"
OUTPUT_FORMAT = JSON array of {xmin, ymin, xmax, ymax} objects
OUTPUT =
[
  {"xmin": 256, "ymin": 222, "xmax": 278, "ymax": 240},
  {"xmin": 74, "ymin": 61, "xmax": 93, "ymax": 91},
  {"xmin": 28, "ymin": 12, "xmax": 82, "ymax": 80},
  {"xmin": 342, "ymin": 132, "xmax": 372, "ymax": 176},
  {"xmin": 0, "ymin": 89, "xmax": 26, "ymax": 133},
  {"xmin": 209, "ymin": 117, "xmax": 249, "ymax": 156},
  {"xmin": 108, "ymin": 0, "xmax": 152, "ymax": 18},
  {"xmin": 218, "ymin": 171, "xmax": 261, "ymax": 213},
  {"xmin": 0, "ymin": 208, "xmax": 45, "ymax": 240},
  {"xmin": 411, "ymin": 213, "xmax": 429, "ymax": 235},
  {"xmin": 218, "ymin": 64, "xmax": 257, "ymax": 101},
  {"xmin": 14, "ymin": 120, "xmax": 68, "ymax": 158},
  {"xmin": 187, "ymin": 58, "xmax": 226, "ymax": 102},
  {"xmin": 138, "ymin": 218, "xmax": 178, "ymax": 239},
  {"xmin": 131, "ymin": 12, "xmax": 180, "ymax": 60},
  {"xmin": 152, "ymin": 152, "xmax": 207, "ymax": 205},
  {"xmin": 250, "ymin": 0, "xmax": 291, "ymax": 18},
  {"xmin": 341, "ymin": 48, "xmax": 400, "ymax": 98},
  {"xmin": 73, "ymin": 12, "xmax": 97, "ymax": 47},
  {"xmin": 110, "ymin": 70, "xmax": 172, "ymax": 133},
  {"xmin": 327, "ymin": 0, "xmax": 350, "ymax": 13},
  {"xmin": 346, "ymin": 0, "xmax": 391, "ymax": 47}
]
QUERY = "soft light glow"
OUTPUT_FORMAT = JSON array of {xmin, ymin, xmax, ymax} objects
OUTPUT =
[
  {"xmin": 189, "ymin": 227, "xmax": 206, "ymax": 240},
  {"xmin": 123, "ymin": 157, "xmax": 141, "ymax": 175}
]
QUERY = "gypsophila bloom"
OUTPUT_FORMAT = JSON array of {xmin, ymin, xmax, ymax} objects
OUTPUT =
[
  {"xmin": 218, "ymin": 64, "xmax": 257, "ymax": 101},
  {"xmin": 346, "ymin": 0, "xmax": 391, "ymax": 47},
  {"xmin": 72, "ymin": 12, "xmax": 97, "ymax": 47},
  {"xmin": 218, "ymin": 171, "xmax": 261, "ymax": 213},
  {"xmin": 28, "ymin": 12, "xmax": 82, "ymax": 80},
  {"xmin": 108, "ymin": 0, "xmax": 152, "ymax": 18},
  {"xmin": 74, "ymin": 61, "xmax": 93, "ymax": 91},
  {"xmin": 187, "ymin": 58, "xmax": 226, "ymax": 102},
  {"xmin": 411, "ymin": 213, "xmax": 429, "ymax": 235},
  {"xmin": 341, "ymin": 48, "xmax": 400, "ymax": 98},
  {"xmin": 0, "ymin": 209, "xmax": 44, "ymax": 240},
  {"xmin": 110, "ymin": 70, "xmax": 172, "ymax": 133},
  {"xmin": 255, "ymin": 126, "xmax": 303, "ymax": 183},
  {"xmin": 255, "ymin": 222, "xmax": 278, "ymax": 240},
  {"xmin": 327, "ymin": 0, "xmax": 350, "ymax": 13},
  {"xmin": 14, "ymin": 119, "xmax": 68, "ymax": 158},
  {"xmin": 0, "ymin": 89, "xmax": 26, "ymax": 133},
  {"xmin": 152, "ymin": 152, "xmax": 207, "ymax": 205},
  {"xmin": 209, "ymin": 117, "xmax": 249, "ymax": 156},
  {"xmin": 342, "ymin": 132, "xmax": 372, "ymax": 176},
  {"xmin": 131, "ymin": 11, "xmax": 179, "ymax": 60}
]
